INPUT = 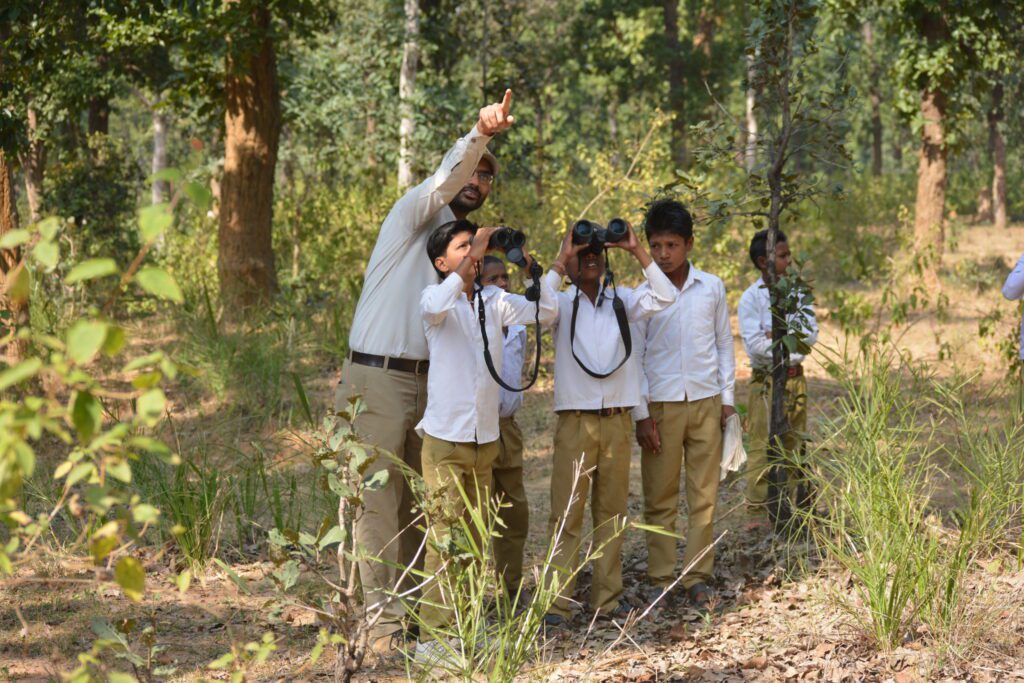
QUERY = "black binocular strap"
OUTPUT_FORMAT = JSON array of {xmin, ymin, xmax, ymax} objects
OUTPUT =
[
  {"xmin": 568, "ymin": 260, "xmax": 632, "ymax": 379},
  {"xmin": 476, "ymin": 285, "xmax": 543, "ymax": 393}
]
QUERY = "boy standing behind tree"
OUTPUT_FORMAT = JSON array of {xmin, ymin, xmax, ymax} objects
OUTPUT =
[
  {"xmin": 480, "ymin": 255, "xmax": 530, "ymax": 594},
  {"xmin": 738, "ymin": 229, "xmax": 818, "ymax": 523},
  {"xmin": 633, "ymin": 199, "xmax": 736, "ymax": 608}
]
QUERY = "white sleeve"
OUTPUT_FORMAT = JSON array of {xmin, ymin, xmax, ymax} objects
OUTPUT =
[
  {"xmin": 738, "ymin": 288, "xmax": 773, "ymax": 367},
  {"xmin": 624, "ymin": 263, "xmax": 677, "ymax": 322},
  {"xmin": 714, "ymin": 281, "xmax": 737, "ymax": 406},
  {"xmin": 1004, "ymin": 253, "xmax": 1024, "ymax": 301},
  {"xmin": 392, "ymin": 125, "xmax": 493, "ymax": 236},
  {"xmin": 499, "ymin": 327, "xmax": 527, "ymax": 415},
  {"xmin": 631, "ymin": 316, "xmax": 651, "ymax": 421},
  {"xmin": 420, "ymin": 273, "xmax": 464, "ymax": 326},
  {"xmin": 496, "ymin": 274, "xmax": 558, "ymax": 328}
]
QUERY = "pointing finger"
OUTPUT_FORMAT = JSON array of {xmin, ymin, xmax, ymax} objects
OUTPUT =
[{"xmin": 501, "ymin": 89, "xmax": 512, "ymax": 115}]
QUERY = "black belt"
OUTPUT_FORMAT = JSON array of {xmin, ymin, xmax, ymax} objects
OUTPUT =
[
  {"xmin": 349, "ymin": 351, "xmax": 429, "ymax": 375},
  {"xmin": 557, "ymin": 407, "xmax": 632, "ymax": 417}
]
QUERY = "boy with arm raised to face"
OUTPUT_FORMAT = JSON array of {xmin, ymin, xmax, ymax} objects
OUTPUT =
[
  {"xmin": 738, "ymin": 229, "xmax": 818, "ymax": 524},
  {"xmin": 479, "ymin": 255, "xmax": 530, "ymax": 594},
  {"xmin": 632, "ymin": 199, "xmax": 736, "ymax": 608},
  {"xmin": 542, "ymin": 221, "xmax": 677, "ymax": 626},
  {"xmin": 415, "ymin": 221, "xmax": 557, "ymax": 648}
]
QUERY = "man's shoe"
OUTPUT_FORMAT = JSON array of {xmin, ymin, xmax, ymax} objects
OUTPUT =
[
  {"xmin": 414, "ymin": 638, "xmax": 463, "ymax": 671},
  {"xmin": 687, "ymin": 582, "xmax": 713, "ymax": 609},
  {"xmin": 641, "ymin": 583, "xmax": 675, "ymax": 607},
  {"xmin": 542, "ymin": 613, "xmax": 567, "ymax": 629},
  {"xmin": 596, "ymin": 604, "xmax": 632, "ymax": 623}
]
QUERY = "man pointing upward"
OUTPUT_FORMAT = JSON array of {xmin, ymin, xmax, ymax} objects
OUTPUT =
[{"xmin": 336, "ymin": 90, "xmax": 515, "ymax": 657}]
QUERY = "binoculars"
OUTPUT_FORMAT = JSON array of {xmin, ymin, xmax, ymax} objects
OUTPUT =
[
  {"xmin": 488, "ymin": 227, "xmax": 528, "ymax": 268},
  {"xmin": 572, "ymin": 218, "xmax": 629, "ymax": 255}
]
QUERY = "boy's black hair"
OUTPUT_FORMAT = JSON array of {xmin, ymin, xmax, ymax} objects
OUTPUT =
[
  {"xmin": 644, "ymin": 199, "xmax": 694, "ymax": 241},
  {"xmin": 482, "ymin": 255, "xmax": 505, "ymax": 268},
  {"xmin": 748, "ymin": 228, "xmax": 788, "ymax": 267},
  {"xmin": 427, "ymin": 219, "xmax": 478, "ymax": 277}
]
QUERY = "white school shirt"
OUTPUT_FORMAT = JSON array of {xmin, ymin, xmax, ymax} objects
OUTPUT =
[
  {"xmin": 1003, "ymin": 253, "xmax": 1024, "ymax": 360},
  {"xmin": 546, "ymin": 264, "xmax": 677, "ymax": 412},
  {"xmin": 417, "ymin": 274, "xmax": 557, "ymax": 444},
  {"xmin": 632, "ymin": 265, "xmax": 736, "ymax": 422},
  {"xmin": 499, "ymin": 325, "xmax": 528, "ymax": 418},
  {"xmin": 737, "ymin": 276, "xmax": 819, "ymax": 370},
  {"xmin": 348, "ymin": 125, "xmax": 493, "ymax": 361}
]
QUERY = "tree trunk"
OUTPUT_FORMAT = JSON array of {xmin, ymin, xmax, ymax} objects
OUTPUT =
[
  {"xmin": 0, "ymin": 152, "xmax": 28, "ymax": 364},
  {"xmin": 863, "ymin": 21, "xmax": 883, "ymax": 176},
  {"xmin": 152, "ymin": 109, "xmax": 169, "ymax": 204},
  {"xmin": 661, "ymin": 0, "xmax": 688, "ymax": 169},
  {"xmin": 912, "ymin": 87, "xmax": 947, "ymax": 277},
  {"xmin": 744, "ymin": 53, "xmax": 758, "ymax": 172},
  {"xmin": 19, "ymin": 107, "xmax": 44, "ymax": 223},
  {"xmin": 88, "ymin": 97, "xmax": 110, "ymax": 136},
  {"xmin": 219, "ymin": 0, "xmax": 281, "ymax": 316},
  {"xmin": 989, "ymin": 82, "xmax": 1007, "ymax": 230},
  {"xmin": 397, "ymin": 0, "xmax": 420, "ymax": 191}
]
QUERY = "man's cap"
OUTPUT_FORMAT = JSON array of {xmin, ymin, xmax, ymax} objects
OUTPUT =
[{"xmin": 480, "ymin": 149, "xmax": 498, "ymax": 176}]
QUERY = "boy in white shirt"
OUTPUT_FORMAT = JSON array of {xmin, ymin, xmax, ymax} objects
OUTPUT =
[
  {"xmin": 542, "ymin": 221, "xmax": 677, "ymax": 626},
  {"xmin": 480, "ymin": 255, "xmax": 530, "ymax": 593},
  {"xmin": 737, "ymin": 229, "xmax": 818, "ymax": 522},
  {"xmin": 632, "ymin": 200, "xmax": 736, "ymax": 608},
  {"xmin": 1003, "ymin": 251, "xmax": 1024, "ymax": 364},
  {"xmin": 417, "ymin": 221, "xmax": 558, "ymax": 639}
]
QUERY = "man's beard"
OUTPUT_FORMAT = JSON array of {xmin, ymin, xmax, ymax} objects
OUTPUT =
[{"xmin": 450, "ymin": 186, "xmax": 484, "ymax": 214}]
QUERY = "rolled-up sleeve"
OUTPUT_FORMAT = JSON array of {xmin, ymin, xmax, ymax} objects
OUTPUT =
[
  {"xmin": 738, "ymin": 289, "xmax": 772, "ymax": 367},
  {"xmin": 625, "ymin": 263, "xmax": 677, "ymax": 322}
]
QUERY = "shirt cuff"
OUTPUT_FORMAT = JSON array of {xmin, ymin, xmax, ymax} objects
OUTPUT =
[
  {"xmin": 721, "ymin": 390, "xmax": 735, "ymax": 407},
  {"xmin": 632, "ymin": 403, "xmax": 650, "ymax": 421},
  {"xmin": 468, "ymin": 124, "xmax": 493, "ymax": 144}
]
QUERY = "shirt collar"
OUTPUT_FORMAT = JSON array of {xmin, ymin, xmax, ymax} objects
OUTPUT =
[{"xmin": 680, "ymin": 263, "xmax": 703, "ymax": 293}]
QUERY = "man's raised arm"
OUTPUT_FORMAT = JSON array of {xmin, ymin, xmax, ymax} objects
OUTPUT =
[{"xmin": 402, "ymin": 90, "xmax": 516, "ymax": 231}]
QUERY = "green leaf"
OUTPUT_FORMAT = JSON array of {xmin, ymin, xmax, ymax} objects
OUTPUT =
[
  {"xmin": 67, "ymin": 320, "xmax": 109, "ymax": 365},
  {"xmin": 273, "ymin": 560, "xmax": 300, "ymax": 591},
  {"xmin": 103, "ymin": 326, "xmax": 127, "ymax": 356},
  {"xmin": 115, "ymin": 557, "xmax": 145, "ymax": 602},
  {"xmin": 317, "ymin": 525, "xmax": 347, "ymax": 550},
  {"xmin": 37, "ymin": 217, "xmax": 60, "ymax": 241},
  {"xmin": 0, "ymin": 229, "xmax": 31, "ymax": 249},
  {"xmin": 107, "ymin": 459, "xmax": 132, "ymax": 483},
  {"xmin": 292, "ymin": 373, "xmax": 314, "ymax": 428},
  {"xmin": 0, "ymin": 357, "xmax": 42, "ymax": 391},
  {"xmin": 151, "ymin": 168, "xmax": 183, "ymax": 184},
  {"xmin": 108, "ymin": 672, "xmax": 137, "ymax": 683},
  {"xmin": 71, "ymin": 392, "xmax": 103, "ymax": 443},
  {"xmin": 363, "ymin": 469, "xmax": 389, "ymax": 491},
  {"xmin": 213, "ymin": 558, "xmax": 251, "ymax": 595},
  {"xmin": 65, "ymin": 462, "xmax": 96, "ymax": 487},
  {"xmin": 128, "ymin": 436, "xmax": 171, "ymax": 455},
  {"xmin": 31, "ymin": 240, "xmax": 59, "ymax": 270},
  {"xmin": 7, "ymin": 264, "xmax": 30, "ymax": 304},
  {"xmin": 65, "ymin": 258, "xmax": 119, "ymax": 284},
  {"xmin": 132, "ymin": 504, "xmax": 160, "ymax": 524},
  {"xmin": 136, "ymin": 389, "xmax": 166, "ymax": 425},
  {"xmin": 176, "ymin": 568, "xmax": 192, "ymax": 593},
  {"xmin": 138, "ymin": 204, "xmax": 173, "ymax": 242},
  {"xmin": 208, "ymin": 653, "xmax": 236, "ymax": 670},
  {"xmin": 135, "ymin": 266, "xmax": 184, "ymax": 303},
  {"xmin": 183, "ymin": 181, "xmax": 213, "ymax": 212},
  {"xmin": 268, "ymin": 528, "xmax": 289, "ymax": 547}
]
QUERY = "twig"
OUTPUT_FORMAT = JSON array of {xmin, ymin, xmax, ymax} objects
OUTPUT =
[{"xmin": 575, "ymin": 117, "xmax": 662, "ymax": 222}]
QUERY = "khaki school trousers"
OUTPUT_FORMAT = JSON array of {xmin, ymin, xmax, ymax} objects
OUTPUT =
[
  {"xmin": 547, "ymin": 411, "xmax": 631, "ymax": 617},
  {"xmin": 745, "ymin": 373, "xmax": 808, "ymax": 515},
  {"xmin": 641, "ymin": 395, "xmax": 722, "ymax": 589},
  {"xmin": 334, "ymin": 359, "xmax": 426, "ymax": 635},
  {"xmin": 493, "ymin": 415, "xmax": 528, "ymax": 590},
  {"xmin": 418, "ymin": 435, "xmax": 497, "ymax": 634}
]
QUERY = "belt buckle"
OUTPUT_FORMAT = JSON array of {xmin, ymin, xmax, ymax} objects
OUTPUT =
[{"xmin": 415, "ymin": 360, "xmax": 428, "ymax": 375}]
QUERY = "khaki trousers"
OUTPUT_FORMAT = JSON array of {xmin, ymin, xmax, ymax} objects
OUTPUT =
[
  {"xmin": 745, "ymin": 374, "xmax": 808, "ymax": 514},
  {"xmin": 493, "ymin": 416, "xmax": 528, "ymax": 590},
  {"xmin": 334, "ymin": 359, "xmax": 426, "ymax": 633},
  {"xmin": 547, "ymin": 411, "xmax": 631, "ymax": 617},
  {"xmin": 418, "ymin": 435, "xmax": 498, "ymax": 633},
  {"xmin": 641, "ymin": 396, "xmax": 722, "ymax": 588}
]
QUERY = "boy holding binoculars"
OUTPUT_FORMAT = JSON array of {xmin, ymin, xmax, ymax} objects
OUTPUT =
[
  {"xmin": 415, "ymin": 220, "xmax": 557, "ymax": 650},
  {"xmin": 541, "ymin": 220, "xmax": 676, "ymax": 626}
]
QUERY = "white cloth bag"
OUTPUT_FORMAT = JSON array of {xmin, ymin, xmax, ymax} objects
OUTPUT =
[{"xmin": 720, "ymin": 413, "xmax": 747, "ymax": 481}]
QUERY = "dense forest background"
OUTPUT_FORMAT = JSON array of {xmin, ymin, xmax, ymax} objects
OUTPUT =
[{"xmin": 2, "ymin": 1, "xmax": 1024, "ymax": 680}]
